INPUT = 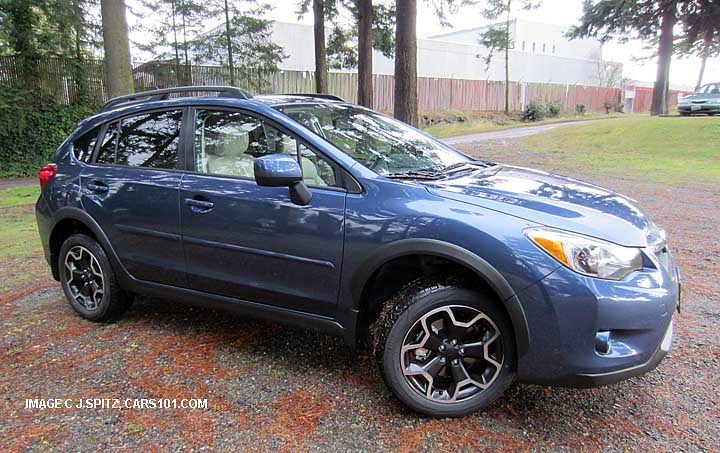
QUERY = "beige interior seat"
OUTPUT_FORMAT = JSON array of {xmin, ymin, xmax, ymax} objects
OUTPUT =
[{"xmin": 206, "ymin": 126, "xmax": 254, "ymax": 178}]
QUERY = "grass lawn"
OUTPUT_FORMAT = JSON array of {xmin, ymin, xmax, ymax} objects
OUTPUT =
[
  {"xmin": 423, "ymin": 113, "xmax": 623, "ymax": 139},
  {"xmin": 0, "ymin": 185, "xmax": 41, "ymax": 258},
  {"xmin": 520, "ymin": 116, "xmax": 720, "ymax": 183}
]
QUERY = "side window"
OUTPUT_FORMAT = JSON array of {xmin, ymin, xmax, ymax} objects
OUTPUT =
[
  {"xmin": 72, "ymin": 126, "xmax": 100, "ymax": 162},
  {"xmin": 299, "ymin": 144, "xmax": 337, "ymax": 187},
  {"xmin": 195, "ymin": 109, "xmax": 339, "ymax": 188},
  {"xmin": 95, "ymin": 110, "xmax": 182, "ymax": 169}
]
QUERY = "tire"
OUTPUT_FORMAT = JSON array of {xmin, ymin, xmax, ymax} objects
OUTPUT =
[
  {"xmin": 371, "ymin": 276, "xmax": 516, "ymax": 417},
  {"xmin": 58, "ymin": 234, "xmax": 132, "ymax": 322}
]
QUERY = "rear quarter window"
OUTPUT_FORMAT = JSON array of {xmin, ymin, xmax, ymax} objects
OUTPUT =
[{"xmin": 72, "ymin": 126, "xmax": 101, "ymax": 163}]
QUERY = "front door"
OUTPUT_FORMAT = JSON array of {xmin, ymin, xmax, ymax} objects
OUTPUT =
[
  {"xmin": 180, "ymin": 108, "xmax": 346, "ymax": 316},
  {"xmin": 80, "ymin": 109, "xmax": 187, "ymax": 287}
]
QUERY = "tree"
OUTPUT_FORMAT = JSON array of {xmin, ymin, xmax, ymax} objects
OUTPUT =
[
  {"xmin": 192, "ymin": 1, "xmax": 285, "ymax": 92},
  {"xmin": 0, "ymin": 0, "xmax": 100, "ymax": 99},
  {"xmin": 136, "ymin": 0, "xmax": 208, "ymax": 85},
  {"xmin": 394, "ymin": 0, "xmax": 418, "ymax": 126},
  {"xmin": 323, "ymin": 1, "xmax": 395, "ymax": 107},
  {"xmin": 298, "ymin": 0, "xmax": 339, "ymax": 93},
  {"xmin": 678, "ymin": 0, "xmax": 720, "ymax": 91},
  {"xmin": 477, "ymin": 0, "xmax": 539, "ymax": 114},
  {"xmin": 357, "ymin": 0, "xmax": 373, "ymax": 107},
  {"xmin": 568, "ymin": 0, "xmax": 685, "ymax": 116},
  {"xmin": 101, "ymin": 0, "xmax": 134, "ymax": 97},
  {"xmin": 393, "ymin": 0, "xmax": 473, "ymax": 126}
]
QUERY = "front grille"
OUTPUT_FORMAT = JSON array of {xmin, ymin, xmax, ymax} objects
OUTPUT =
[{"xmin": 692, "ymin": 100, "xmax": 708, "ymax": 104}]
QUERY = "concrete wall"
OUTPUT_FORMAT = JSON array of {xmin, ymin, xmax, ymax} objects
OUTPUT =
[
  {"xmin": 271, "ymin": 19, "xmax": 614, "ymax": 88},
  {"xmin": 429, "ymin": 19, "xmax": 603, "ymax": 61}
]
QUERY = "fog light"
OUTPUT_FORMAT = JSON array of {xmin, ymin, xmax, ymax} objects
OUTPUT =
[{"xmin": 595, "ymin": 330, "xmax": 611, "ymax": 354}]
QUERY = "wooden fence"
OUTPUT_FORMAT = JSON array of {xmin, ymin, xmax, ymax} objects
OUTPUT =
[{"xmin": 0, "ymin": 56, "xmax": 622, "ymax": 114}]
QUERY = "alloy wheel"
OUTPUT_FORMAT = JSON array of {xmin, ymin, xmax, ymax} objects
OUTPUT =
[
  {"xmin": 400, "ymin": 305, "xmax": 504, "ymax": 403},
  {"xmin": 64, "ymin": 245, "xmax": 105, "ymax": 311}
]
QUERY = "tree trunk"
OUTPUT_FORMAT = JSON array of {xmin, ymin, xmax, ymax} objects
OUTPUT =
[
  {"xmin": 695, "ymin": 29, "xmax": 712, "ymax": 91},
  {"xmin": 7, "ymin": 0, "xmax": 37, "ymax": 87},
  {"xmin": 223, "ymin": 0, "xmax": 235, "ymax": 86},
  {"xmin": 181, "ymin": 11, "xmax": 192, "ymax": 85},
  {"xmin": 72, "ymin": 0, "xmax": 88, "ymax": 101},
  {"xmin": 313, "ymin": 0, "xmax": 328, "ymax": 93},
  {"xmin": 504, "ymin": 1, "xmax": 511, "ymax": 114},
  {"xmin": 393, "ymin": 0, "xmax": 418, "ymax": 127},
  {"xmin": 171, "ymin": 0, "xmax": 182, "ymax": 86},
  {"xmin": 101, "ymin": 0, "xmax": 134, "ymax": 97},
  {"xmin": 357, "ymin": 0, "xmax": 373, "ymax": 108},
  {"xmin": 650, "ymin": 4, "xmax": 676, "ymax": 116}
]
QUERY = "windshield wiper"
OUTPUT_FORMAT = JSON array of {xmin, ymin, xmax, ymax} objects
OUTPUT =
[
  {"xmin": 384, "ymin": 169, "xmax": 445, "ymax": 180},
  {"xmin": 440, "ymin": 160, "xmax": 497, "ymax": 174}
]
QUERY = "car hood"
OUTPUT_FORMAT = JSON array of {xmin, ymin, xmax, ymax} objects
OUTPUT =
[
  {"xmin": 682, "ymin": 92, "xmax": 720, "ymax": 102},
  {"xmin": 422, "ymin": 165, "xmax": 654, "ymax": 247}
]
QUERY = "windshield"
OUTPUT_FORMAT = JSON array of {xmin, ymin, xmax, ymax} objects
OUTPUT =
[
  {"xmin": 275, "ymin": 103, "xmax": 470, "ymax": 175},
  {"xmin": 696, "ymin": 83, "xmax": 720, "ymax": 95}
]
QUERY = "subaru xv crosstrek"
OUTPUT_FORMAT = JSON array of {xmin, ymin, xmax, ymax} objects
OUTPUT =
[{"xmin": 36, "ymin": 86, "xmax": 680, "ymax": 417}]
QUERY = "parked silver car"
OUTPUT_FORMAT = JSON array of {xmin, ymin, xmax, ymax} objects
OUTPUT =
[{"xmin": 678, "ymin": 83, "xmax": 720, "ymax": 115}]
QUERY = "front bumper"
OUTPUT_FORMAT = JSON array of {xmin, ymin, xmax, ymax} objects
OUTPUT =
[
  {"xmin": 515, "ymin": 251, "xmax": 680, "ymax": 387},
  {"xmin": 678, "ymin": 104, "xmax": 720, "ymax": 114},
  {"xmin": 572, "ymin": 319, "xmax": 673, "ymax": 387}
]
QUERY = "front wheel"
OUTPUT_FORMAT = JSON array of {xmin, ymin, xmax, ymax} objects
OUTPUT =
[{"xmin": 371, "ymin": 277, "xmax": 516, "ymax": 417}]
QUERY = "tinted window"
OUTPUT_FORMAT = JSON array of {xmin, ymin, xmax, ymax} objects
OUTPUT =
[
  {"xmin": 195, "ymin": 109, "xmax": 338, "ymax": 187},
  {"xmin": 96, "ymin": 110, "xmax": 183, "ymax": 169},
  {"xmin": 73, "ymin": 127, "xmax": 100, "ymax": 162}
]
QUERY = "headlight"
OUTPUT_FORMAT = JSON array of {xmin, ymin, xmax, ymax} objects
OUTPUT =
[{"xmin": 525, "ymin": 227, "xmax": 644, "ymax": 280}]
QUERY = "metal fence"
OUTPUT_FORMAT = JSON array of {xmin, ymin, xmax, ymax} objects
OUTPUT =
[{"xmin": 0, "ymin": 56, "xmax": 623, "ymax": 113}]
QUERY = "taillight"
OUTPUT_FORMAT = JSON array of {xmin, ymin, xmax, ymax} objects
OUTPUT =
[{"xmin": 39, "ymin": 163, "xmax": 58, "ymax": 189}]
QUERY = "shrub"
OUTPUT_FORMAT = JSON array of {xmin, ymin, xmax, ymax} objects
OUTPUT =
[
  {"xmin": 604, "ymin": 101, "xmax": 614, "ymax": 114},
  {"xmin": 521, "ymin": 101, "xmax": 548, "ymax": 122},
  {"xmin": 547, "ymin": 102, "xmax": 561, "ymax": 118},
  {"xmin": 0, "ymin": 86, "xmax": 95, "ymax": 177},
  {"xmin": 575, "ymin": 103, "xmax": 587, "ymax": 116}
]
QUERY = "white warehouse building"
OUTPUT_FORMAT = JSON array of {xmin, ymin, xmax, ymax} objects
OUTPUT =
[{"xmin": 269, "ymin": 19, "xmax": 621, "ymax": 87}]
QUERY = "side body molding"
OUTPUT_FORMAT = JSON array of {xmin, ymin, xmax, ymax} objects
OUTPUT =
[{"xmin": 349, "ymin": 238, "xmax": 530, "ymax": 356}]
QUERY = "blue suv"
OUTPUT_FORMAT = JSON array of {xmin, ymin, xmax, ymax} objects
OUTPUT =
[{"xmin": 36, "ymin": 87, "xmax": 680, "ymax": 417}]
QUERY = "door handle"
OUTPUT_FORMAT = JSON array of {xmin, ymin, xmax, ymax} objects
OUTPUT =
[
  {"xmin": 184, "ymin": 197, "xmax": 214, "ymax": 212},
  {"xmin": 87, "ymin": 182, "xmax": 109, "ymax": 193}
]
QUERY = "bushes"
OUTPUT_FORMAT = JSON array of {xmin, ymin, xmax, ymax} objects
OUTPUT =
[
  {"xmin": 521, "ymin": 101, "xmax": 561, "ymax": 122},
  {"xmin": 0, "ymin": 87, "xmax": 95, "ymax": 177},
  {"xmin": 521, "ymin": 101, "xmax": 548, "ymax": 122}
]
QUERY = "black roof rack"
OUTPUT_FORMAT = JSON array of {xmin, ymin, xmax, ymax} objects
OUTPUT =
[
  {"xmin": 100, "ymin": 86, "xmax": 252, "ymax": 113},
  {"xmin": 283, "ymin": 93, "xmax": 345, "ymax": 102}
]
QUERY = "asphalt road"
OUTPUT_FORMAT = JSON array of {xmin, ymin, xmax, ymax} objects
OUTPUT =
[{"xmin": 442, "ymin": 120, "xmax": 604, "ymax": 146}]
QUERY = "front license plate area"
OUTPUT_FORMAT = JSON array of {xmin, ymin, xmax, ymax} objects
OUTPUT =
[{"xmin": 691, "ymin": 105, "xmax": 702, "ymax": 111}]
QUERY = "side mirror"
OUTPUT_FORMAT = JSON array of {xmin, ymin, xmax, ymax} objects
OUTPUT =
[{"xmin": 254, "ymin": 154, "xmax": 312, "ymax": 205}]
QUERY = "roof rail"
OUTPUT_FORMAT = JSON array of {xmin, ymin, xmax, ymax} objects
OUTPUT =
[
  {"xmin": 284, "ymin": 93, "xmax": 346, "ymax": 102},
  {"xmin": 100, "ymin": 86, "xmax": 252, "ymax": 113}
]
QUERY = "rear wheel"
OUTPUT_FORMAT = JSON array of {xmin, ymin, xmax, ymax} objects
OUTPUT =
[
  {"xmin": 59, "ymin": 234, "xmax": 131, "ymax": 322},
  {"xmin": 371, "ymin": 277, "xmax": 515, "ymax": 417}
]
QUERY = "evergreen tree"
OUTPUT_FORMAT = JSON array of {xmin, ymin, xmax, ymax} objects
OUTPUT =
[
  {"xmin": 568, "ymin": 0, "xmax": 685, "ymax": 116},
  {"xmin": 136, "ymin": 0, "xmax": 209, "ymax": 85},
  {"xmin": 193, "ymin": 1, "xmax": 285, "ymax": 92},
  {"xmin": 477, "ymin": 0, "xmax": 540, "ymax": 114}
]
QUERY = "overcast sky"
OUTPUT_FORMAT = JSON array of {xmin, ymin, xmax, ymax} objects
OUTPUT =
[{"xmin": 128, "ymin": 0, "xmax": 719, "ymax": 90}]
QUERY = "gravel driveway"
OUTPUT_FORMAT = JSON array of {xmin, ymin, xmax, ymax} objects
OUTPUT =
[{"xmin": 1, "ymin": 137, "xmax": 718, "ymax": 451}]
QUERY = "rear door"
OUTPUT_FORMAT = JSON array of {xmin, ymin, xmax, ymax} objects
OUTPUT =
[
  {"xmin": 179, "ymin": 108, "xmax": 346, "ymax": 316},
  {"xmin": 80, "ymin": 108, "xmax": 187, "ymax": 287}
]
